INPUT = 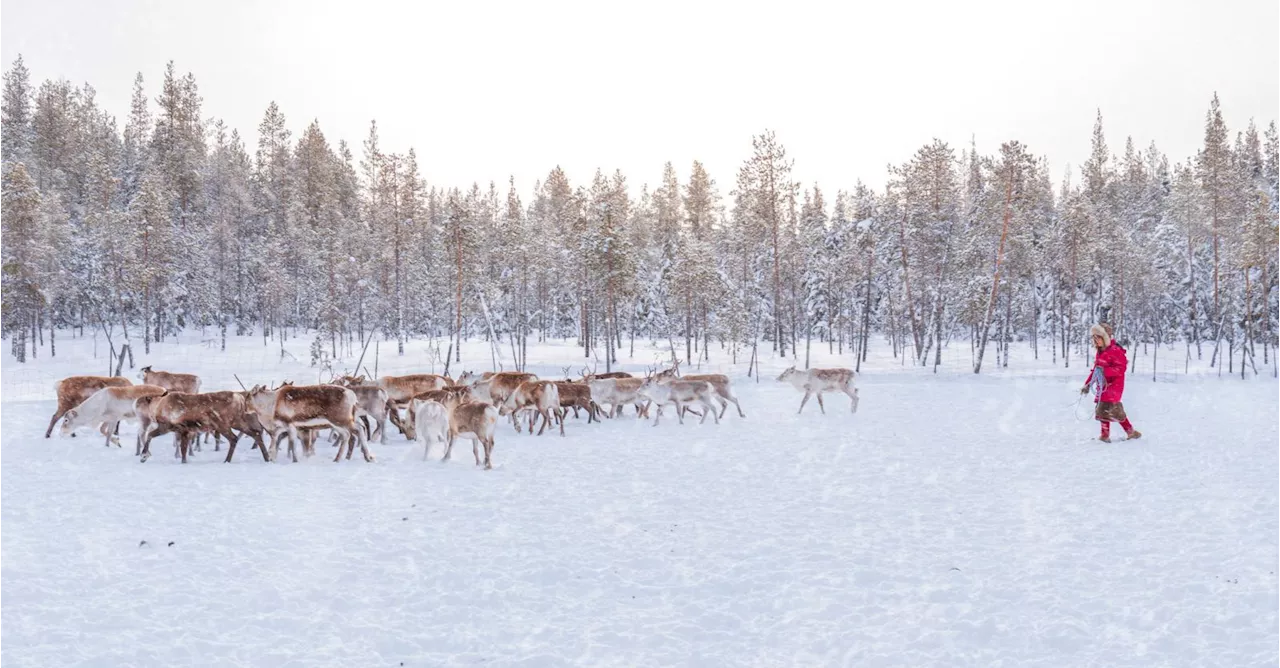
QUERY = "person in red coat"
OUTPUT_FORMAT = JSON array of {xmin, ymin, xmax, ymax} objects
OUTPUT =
[{"xmin": 1080, "ymin": 323, "xmax": 1142, "ymax": 442}]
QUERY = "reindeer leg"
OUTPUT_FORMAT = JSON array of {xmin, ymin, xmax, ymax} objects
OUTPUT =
[
  {"xmin": 536, "ymin": 410, "xmax": 548, "ymax": 436},
  {"xmin": 443, "ymin": 434, "xmax": 455, "ymax": 462},
  {"xmin": 483, "ymin": 436, "xmax": 494, "ymax": 470},
  {"xmin": 331, "ymin": 427, "xmax": 346, "ymax": 462},
  {"xmin": 254, "ymin": 430, "xmax": 269, "ymax": 461},
  {"xmin": 141, "ymin": 423, "xmax": 171, "ymax": 463},
  {"xmin": 847, "ymin": 387, "xmax": 859, "ymax": 413},
  {"xmin": 798, "ymin": 390, "xmax": 812, "ymax": 414},
  {"xmin": 179, "ymin": 432, "xmax": 190, "ymax": 464},
  {"xmin": 473, "ymin": 437, "xmax": 481, "ymax": 466},
  {"xmin": 284, "ymin": 426, "xmax": 300, "ymax": 463},
  {"xmin": 558, "ymin": 409, "xmax": 565, "ymax": 436},
  {"xmin": 45, "ymin": 404, "xmax": 70, "ymax": 438},
  {"xmin": 816, "ymin": 392, "xmax": 826, "ymax": 414},
  {"xmin": 652, "ymin": 404, "xmax": 663, "ymax": 427},
  {"xmin": 388, "ymin": 404, "xmax": 408, "ymax": 436},
  {"xmin": 222, "ymin": 428, "xmax": 239, "ymax": 463}
]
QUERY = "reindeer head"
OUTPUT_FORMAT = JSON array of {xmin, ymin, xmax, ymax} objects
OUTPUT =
[
  {"xmin": 334, "ymin": 374, "xmax": 365, "ymax": 387},
  {"xmin": 777, "ymin": 366, "xmax": 799, "ymax": 382},
  {"xmin": 137, "ymin": 365, "xmax": 152, "ymax": 381},
  {"xmin": 457, "ymin": 370, "xmax": 476, "ymax": 386},
  {"xmin": 497, "ymin": 390, "xmax": 519, "ymax": 416},
  {"xmin": 58, "ymin": 410, "xmax": 81, "ymax": 436},
  {"xmin": 244, "ymin": 385, "xmax": 278, "ymax": 422}
]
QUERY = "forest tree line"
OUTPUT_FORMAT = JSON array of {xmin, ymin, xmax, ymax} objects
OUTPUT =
[{"xmin": 2, "ymin": 56, "xmax": 1277, "ymax": 377}]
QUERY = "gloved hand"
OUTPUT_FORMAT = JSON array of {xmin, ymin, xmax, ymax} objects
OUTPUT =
[{"xmin": 1080, "ymin": 385, "xmax": 1089, "ymax": 395}]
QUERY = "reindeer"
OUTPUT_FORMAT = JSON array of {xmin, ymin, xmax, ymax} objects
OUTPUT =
[
  {"xmin": 456, "ymin": 370, "xmax": 495, "ymax": 387},
  {"xmin": 45, "ymin": 376, "xmax": 133, "ymax": 438},
  {"xmin": 500, "ymin": 380, "xmax": 562, "ymax": 436},
  {"xmin": 577, "ymin": 363, "xmax": 633, "ymax": 383},
  {"xmin": 60, "ymin": 384, "xmax": 168, "ymax": 448},
  {"xmin": 554, "ymin": 374, "xmax": 600, "ymax": 423},
  {"xmin": 136, "ymin": 366, "xmax": 208, "ymax": 445},
  {"xmin": 136, "ymin": 391, "xmax": 264, "ymax": 464},
  {"xmin": 637, "ymin": 373, "xmax": 720, "ymax": 426},
  {"xmin": 403, "ymin": 386, "xmax": 473, "ymax": 440},
  {"xmin": 442, "ymin": 401, "xmax": 499, "ymax": 469},
  {"xmin": 412, "ymin": 400, "xmax": 451, "ymax": 460},
  {"xmin": 476, "ymin": 372, "xmax": 539, "ymax": 430},
  {"xmin": 377, "ymin": 374, "xmax": 453, "ymax": 436},
  {"xmin": 138, "ymin": 366, "xmax": 201, "ymax": 393},
  {"xmin": 586, "ymin": 377, "xmax": 650, "ymax": 419},
  {"xmin": 245, "ymin": 384, "xmax": 371, "ymax": 463},
  {"xmin": 777, "ymin": 366, "xmax": 859, "ymax": 414},
  {"xmin": 409, "ymin": 387, "xmax": 474, "ymax": 460},
  {"xmin": 330, "ymin": 375, "xmax": 393, "ymax": 444},
  {"xmin": 656, "ymin": 360, "xmax": 746, "ymax": 419}
]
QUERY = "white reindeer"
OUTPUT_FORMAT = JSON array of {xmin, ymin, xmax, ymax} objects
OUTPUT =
[
  {"xmin": 776, "ymin": 366, "xmax": 859, "ymax": 414},
  {"xmin": 637, "ymin": 376, "xmax": 720, "ymax": 426}
]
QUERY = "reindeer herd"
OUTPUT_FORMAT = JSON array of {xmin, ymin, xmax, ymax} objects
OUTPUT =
[{"xmin": 42, "ymin": 359, "xmax": 860, "ymax": 469}]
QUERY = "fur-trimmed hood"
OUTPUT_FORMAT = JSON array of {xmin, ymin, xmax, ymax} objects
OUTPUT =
[{"xmin": 1090, "ymin": 324, "xmax": 1111, "ymax": 348}]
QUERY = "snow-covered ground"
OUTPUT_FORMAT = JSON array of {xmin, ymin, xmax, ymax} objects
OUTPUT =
[{"xmin": 2, "ymin": 331, "xmax": 1277, "ymax": 667}]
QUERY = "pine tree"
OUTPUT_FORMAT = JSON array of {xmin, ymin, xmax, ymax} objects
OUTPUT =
[
  {"xmin": 1197, "ymin": 94, "xmax": 1233, "ymax": 351},
  {"xmin": 2, "ymin": 55, "xmax": 34, "ymax": 170},
  {"xmin": 1, "ymin": 163, "xmax": 43, "ymax": 361}
]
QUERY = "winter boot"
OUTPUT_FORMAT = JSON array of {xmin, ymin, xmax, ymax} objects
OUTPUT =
[
  {"xmin": 1125, "ymin": 430, "xmax": 1142, "ymax": 440},
  {"xmin": 1098, "ymin": 436, "xmax": 1111, "ymax": 443}
]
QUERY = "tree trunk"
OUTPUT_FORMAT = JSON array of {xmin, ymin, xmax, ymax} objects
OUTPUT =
[
  {"xmin": 897, "ymin": 206, "xmax": 923, "ymax": 360},
  {"xmin": 975, "ymin": 176, "xmax": 1015, "ymax": 374}
]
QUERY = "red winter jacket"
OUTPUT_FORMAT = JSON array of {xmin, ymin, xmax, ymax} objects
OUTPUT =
[{"xmin": 1086, "ymin": 342, "xmax": 1127, "ymax": 403}]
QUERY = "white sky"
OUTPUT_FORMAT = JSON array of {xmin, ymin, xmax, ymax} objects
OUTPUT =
[{"xmin": 2, "ymin": 0, "xmax": 1277, "ymax": 196}]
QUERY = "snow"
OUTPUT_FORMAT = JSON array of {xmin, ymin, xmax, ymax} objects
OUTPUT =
[{"xmin": 2, "ymin": 332, "xmax": 1277, "ymax": 666}]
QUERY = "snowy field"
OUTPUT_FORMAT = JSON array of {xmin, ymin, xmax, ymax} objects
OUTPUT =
[{"xmin": 2, "ymin": 331, "xmax": 1277, "ymax": 667}]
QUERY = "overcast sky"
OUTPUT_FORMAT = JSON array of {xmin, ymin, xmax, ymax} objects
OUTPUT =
[{"xmin": 3, "ymin": 0, "xmax": 1277, "ymax": 196}]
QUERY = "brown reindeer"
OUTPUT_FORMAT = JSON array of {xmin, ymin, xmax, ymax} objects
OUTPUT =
[
  {"xmin": 500, "ymin": 380, "xmax": 562, "ymax": 436},
  {"xmin": 475, "ymin": 372, "xmax": 539, "ymax": 429},
  {"xmin": 579, "ymin": 368, "xmax": 634, "ymax": 382},
  {"xmin": 137, "ymin": 391, "xmax": 260, "ymax": 464},
  {"xmin": 553, "ymin": 380, "xmax": 599, "ymax": 423},
  {"xmin": 442, "ymin": 401, "xmax": 499, "ymax": 469},
  {"xmin": 245, "ymin": 384, "xmax": 370, "ymax": 463},
  {"xmin": 378, "ymin": 374, "xmax": 453, "ymax": 436},
  {"xmin": 46, "ymin": 376, "xmax": 133, "ymax": 438},
  {"xmin": 138, "ymin": 366, "xmax": 201, "ymax": 393}
]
